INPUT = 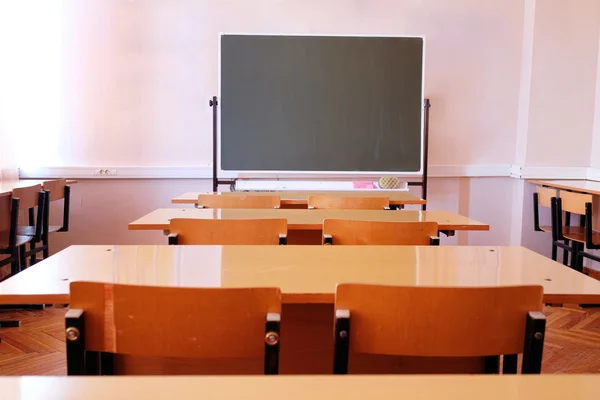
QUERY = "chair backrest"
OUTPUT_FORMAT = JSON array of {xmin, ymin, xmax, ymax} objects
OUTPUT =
[
  {"xmin": 169, "ymin": 218, "xmax": 287, "ymax": 245},
  {"xmin": 11, "ymin": 184, "xmax": 42, "ymax": 210},
  {"xmin": 323, "ymin": 219, "xmax": 439, "ymax": 245},
  {"xmin": 43, "ymin": 179, "xmax": 67, "ymax": 201},
  {"xmin": 42, "ymin": 179, "xmax": 70, "ymax": 232},
  {"xmin": 535, "ymin": 186, "xmax": 556, "ymax": 209},
  {"xmin": 533, "ymin": 186, "xmax": 557, "ymax": 233},
  {"xmin": 12, "ymin": 184, "xmax": 44, "ymax": 240},
  {"xmin": 197, "ymin": 195, "xmax": 280, "ymax": 209},
  {"xmin": 333, "ymin": 284, "xmax": 545, "ymax": 374},
  {"xmin": 0, "ymin": 195, "xmax": 19, "ymax": 249},
  {"xmin": 558, "ymin": 190, "xmax": 592, "ymax": 215},
  {"xmin": 66, "ymin": 282, "xmax": 282, "ymax": 375},
  {"xmin": 308, "ymin": 196, "xmax": 390, "ymax": 210}
]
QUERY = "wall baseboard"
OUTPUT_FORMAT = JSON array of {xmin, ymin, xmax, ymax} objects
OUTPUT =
[{"xmin": 16, "ymin": 164, "xmax": 600, "ymax": 181}]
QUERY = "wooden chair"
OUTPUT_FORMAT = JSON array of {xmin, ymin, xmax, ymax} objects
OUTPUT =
[
  {"xmin": 0, "ymin": 195, "xmax": 36, "ymax": 328},
  {"xmin": 333, "ymin": 284, "xmax": 545, "ymax": 374},
  {"xmin": 323, "ymin": 220, "xmax": 440, "ymax": 245},
  {"xmin": 66, "ymin": 282, "xmax": 281, "ymax": 375},
  {"xmin": 41, "ymin": 179, "xmax": 71, "ymax": 259},
  {"xmin": 0, "ymin": 196, "xmax": 27, "ymax": 276},
  {"xmin": 196, "ymin": 194, "xmax": 280, "ymax": 209},
  {"xmin": 168, "ymin": 218, "xmax": 288, "ymax": 245},
  {"xmin": 533, "ymin": 186, "xmax": 567, "ymax": 263},
  {"xmin": 308, "ymin": 196, "xmax": 390, "ymax": 210},
  {"xmin": 13, "ymin": 184, "xmax": 45, "ymax": 268},
  {"xmin": 556, "ymin": 190, "xmax": 600, "ymax": 271}
]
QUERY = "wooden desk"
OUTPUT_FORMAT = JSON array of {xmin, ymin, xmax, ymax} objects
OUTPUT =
[
  {"xmin": 528, "ymin": 179, "xmax": 600, "ymax": 230},
  {"xmin": 0, "ymin": 179, "xmax": 78, "ymax": 198},
  {"xmin": 2, "ymin": 375, "xmax": 599, "ymax": 400},
  {"xmin": 172, "ymin": 190, "xmax": 426, "ymax": 207},
  {"xmin": 128, "ymin": 208, "xmax": 489, "ymax": 242},
  {"xmin": 528, "ymin": 179, "xmax": 600, "ymax": 195},
  {"xmin": 2, "ymin": 245, "xmax": 597, "ymax": 373},
  {"xmin": 1, "ymin": 245, "xmax": 597, "ymax": 305}
]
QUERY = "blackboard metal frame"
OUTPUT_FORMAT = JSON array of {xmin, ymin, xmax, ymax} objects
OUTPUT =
[{"xmin": 211, "ymin": 96, "xmax": 430, "ymax": 211}]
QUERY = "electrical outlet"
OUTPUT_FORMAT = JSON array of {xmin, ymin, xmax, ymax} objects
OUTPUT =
[{"xmin": 93, "ymin": 169, "xmax": 118, "ymax": 176}]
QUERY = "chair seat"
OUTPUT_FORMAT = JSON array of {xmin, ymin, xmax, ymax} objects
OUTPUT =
[
  {"xmin": 0, "ymin": 231, "xmax": 33, "ymax": 250},
  {"xmin": 48, "ymin": 225, "xmax": 61, "ymax": 234},
  {"xmin": 539, "ymin": 225, "xmax": 552, "ymax": 233},
  {"xmin": 562, "ymin": 226, "xmax": 600, "ymax": 244},
  {"xmin": 18, "ymin": 225, "xmax": 61, "ymax": 236},
  {"xmin": 17, "ymin": 226, "xmax": 36, "ymax": 237}
]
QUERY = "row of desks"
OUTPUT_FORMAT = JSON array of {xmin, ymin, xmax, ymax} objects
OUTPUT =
[
  {"xmin": 2, "ymin": 245, "xmax": 598, "ymax": 305},
  {"xmin": 2, "ymin": 244, "xmax": 600, "ymax": 374},
  {"xmin": 172, "ymin": 190, "xmax": 426, "ymax": 206},
  {"xmin": 129, "ymin": 208, "xmax": 489, "ymax": 234},
  {"xmin": 0, "ymin": 180, "xmax": 78, "ymax": 197},
  {"xmin": 2, "ymin": 375, "xmax": 599, "ymax": 399}
]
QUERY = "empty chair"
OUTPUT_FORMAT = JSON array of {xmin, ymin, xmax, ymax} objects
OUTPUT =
[
  {"xmin": 323, "ymin": 220, "xmax": 439, "ymax": 245},
  {"xmin": 66, "ymin": 282, "xmax": 281, "ymax": 375},
  {"xmin": 196, "ymin": 194, "xmax": 280, "ymax": 209},
  {"xmin": 41, "ymin": 179, "xmax": 71, "ymax": 259},
  {"xmin": 168, "ymin": 218, "xmax": 287, "ymax": 245},
  {"xmin": 0, "ymin": 196, "xmax": 27, "ymax": 277},
  {"xmin": 308, "ymin": 196, "xmax": 389, "ymax": 210},
  {"xmin": 333, "ymin": 284, "xmax": 545, "ymax": 374},
  {"xmin": 556, "ymin": 190, "xmax": 600, "ymax": 271},
  {"xmin": 533, "ymin": 186, "xmax": 566, "ymax": 263},
  {"xmin": 12, "ymin": 184, "xmax": 44, "ymax": 268},
  {"xmin": 0, "ymin": 195, "xmax": 36, "ymax": 328}
]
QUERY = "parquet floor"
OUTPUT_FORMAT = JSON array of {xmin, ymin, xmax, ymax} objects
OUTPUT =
[{"xmin": 0, "ymin": 306, "xmax": 599, "ymax": 375}]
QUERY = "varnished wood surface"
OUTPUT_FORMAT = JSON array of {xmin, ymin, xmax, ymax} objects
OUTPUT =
[
  {"xmin": 335, "ymin": 284, "xmax": 543, "ymax": 357},
  {"xmin": 323, "ymin": 220, "xmax": 439, "ymax": 245},
  {"xmin": 170, "ymin": 218, "xmax": 287, "ymax": 245},
  {"xmin": 197, "ymin": 194, "xmax": 281, "ymax": 209},
  {"xmin": 2, "ymin": 375, "xmax": 600, "ymax": 399},
  {"xmin": 1, "ymin": 245, "xmax": 600, "ymax": 305},
  {"xmin": 173, "ymin": 190, "xmax": 426, "ymax": 206},
  {"xmin": 0, "ymin": 180, "xmax": 77, "ymax": 198},
  {"xmin": 129, "ymin": 208, "xmax": 489, "ymax": 232},
  {"xmin": 529, "ymin": 179, "xmax": 600, "ymax": 195},
  {"xmin": 71, "ymin": 282, "xmax": 280, "ymax": 359},
  {"xmin": 308, "ymin": 195, "xmax": 389, "ymax": 209}
]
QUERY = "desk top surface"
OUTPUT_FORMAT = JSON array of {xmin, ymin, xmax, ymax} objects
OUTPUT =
[
  {"xmin": 528, "ymin": 179, "xmax": 600, "ymax": 195},
  {"xmin": 172, "ymin": 191, "xmax": 426, "ymax": 205},
  {"xmin": 2, "ymin": 375, "xmax": 599, "ymax": 400},
  {"xmin": 0, "ymin": 180, "xmax": 77, "ymax": 197},
  {"xmin": 128, "ymin": 208, "xmax": 489, "ymax": 231},
  {"xmin": 1, "ymin": 245, "xmax": 598, "ymax": 305}
]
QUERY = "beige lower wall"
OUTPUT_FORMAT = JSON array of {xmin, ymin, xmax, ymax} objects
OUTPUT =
[{"xmin": 45, "ymin": 177, "xmax": 538, "ymax": 255}]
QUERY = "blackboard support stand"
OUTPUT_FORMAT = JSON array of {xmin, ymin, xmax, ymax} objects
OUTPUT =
[
  {"xmin": 211, "ymin": 95, "xmax": 430, "ymax": 209},
  {"xmin": 211, "ymin": 96, "xmax": 234, "ymax": 192},
  {"xmin": 407, "ymin": 98, "xmax": 430, "ymax": 211}
]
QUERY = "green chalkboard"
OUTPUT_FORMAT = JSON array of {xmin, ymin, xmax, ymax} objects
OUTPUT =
[{"xmin": 220, "ymin": 35, "xmax": 424, "ymax": 173}]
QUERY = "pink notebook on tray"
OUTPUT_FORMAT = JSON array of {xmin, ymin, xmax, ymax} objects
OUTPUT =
[{"xmin": 352, "ymin": 181, "xmax": 376, "ymax": 189}]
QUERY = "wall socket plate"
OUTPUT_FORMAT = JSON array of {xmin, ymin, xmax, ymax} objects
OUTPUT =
[{"xmin": 93, "ymin": 169, "xmax": 117, "ymax": 176}]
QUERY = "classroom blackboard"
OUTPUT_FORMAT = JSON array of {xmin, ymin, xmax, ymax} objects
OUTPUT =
[{"xmin": 220, "ymin": 35, "xmax": 424, "ymax": 173}]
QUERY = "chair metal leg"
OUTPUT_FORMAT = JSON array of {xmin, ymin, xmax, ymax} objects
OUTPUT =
[
  {"xmin": 10, "ymin": 249, "xmax": 19, "ymax": 276},
  {"xmin": 551, "ymin": 243, "xmax": 557, "ymax": 261},
  {"xmin": 562, "ymin": 240, "xmax": 570, "ymax": 265},
  {"xmin": 18, "ymin": 246, "xmax": 26, "ymax": 272}
]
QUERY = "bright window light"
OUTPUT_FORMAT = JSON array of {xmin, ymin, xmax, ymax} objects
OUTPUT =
[{"xmin": 0, "ymin": 1, "xmax": 64, "ymax": 168}]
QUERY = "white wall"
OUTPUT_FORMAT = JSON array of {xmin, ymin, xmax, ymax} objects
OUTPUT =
[
  {"xmin": 592, "ymin": 21, "xmax": 600, "ymax": 168},
  {"xmin": 1, "ymin": 0, "xmax": 526, "ymax": 169},
  {"xmin": 523, "ymin": 0, "xmax": 600, "ymax": 167}
]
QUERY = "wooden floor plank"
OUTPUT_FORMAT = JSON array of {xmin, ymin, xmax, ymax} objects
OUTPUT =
[{"xmin": 0, "ymin": 306, "xmax": 599, "ymax": 375}]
